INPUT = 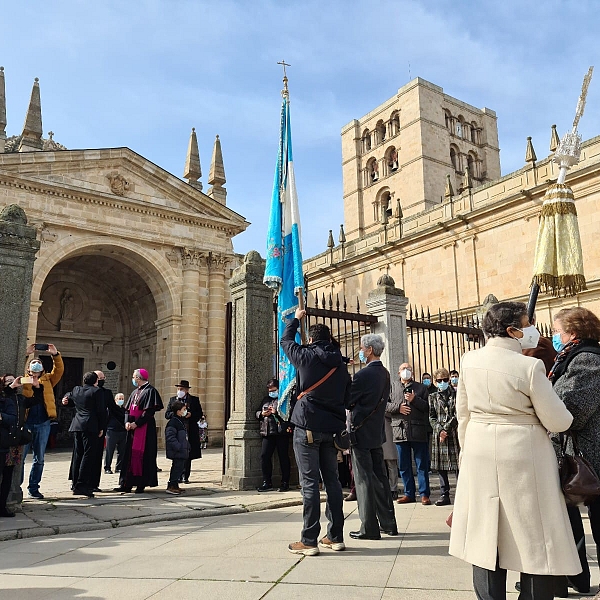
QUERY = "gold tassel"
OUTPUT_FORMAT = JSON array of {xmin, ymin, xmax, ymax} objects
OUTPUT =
[
  {"xmin": 531, "ymin": 273, "xmax": 587, "ymax": 297},
  {"xmin": 539, "ymin": 201, "xmax": 578, "ymax": 217}
]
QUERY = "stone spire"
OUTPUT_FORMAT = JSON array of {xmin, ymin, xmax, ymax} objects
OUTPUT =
[
  {"xmin": 525, "ymin": 136, "xmax": 537, "ymax": 164},
  {"xmin": 327, "ymin": 229, "xmax": 334, "ymax": 249},
  {"xmin": 207, "ymin": 134, "xmax": 227, "ymax": 205},
  {"xmin": 0, "ymin": 67, "xmax": 6, "ymax": 153},
  {"xmin": 338, "ymin": 224, "xmax": 346, "ymax": 244},
  {"xmin": 19, "ymin": 77, "xmax": 43, "ymax": 152},
  {"xmin": 550, "ymin": 124, "xmax": 560, "ymax": 153},
  {"xmin": 183, "ymin": 127, "xmax": 202, "ymax": 190}
]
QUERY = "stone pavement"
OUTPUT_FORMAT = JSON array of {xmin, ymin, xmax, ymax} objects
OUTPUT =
[
  {"xmin": 2, "ymin": 448, "xmax": 599, "ymax": 599},
  {"xmin": 1, "ymin": 500, "xmax": 599, "ymax": 599},
  {"xmin": 2, "ymin": 448, "xmax": 304, "ymax": 541}
]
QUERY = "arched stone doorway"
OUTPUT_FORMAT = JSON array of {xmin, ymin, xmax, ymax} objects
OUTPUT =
[{"xmin": 30, "ymin": 242, "xmax": 178, "ymax": 446}]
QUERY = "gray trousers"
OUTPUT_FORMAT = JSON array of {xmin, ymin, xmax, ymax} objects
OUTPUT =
[
  {"xmin": 352, "ymin": 446, "xmax": 397, "ymax": 536},
  {"xmin": 385, "ymin": 458, "xmax": 399, "ymax": 492},
  {"xmin": 473, "ymin": 559, "xmax": 556, "ymax": 600},
  {"xmin": 293, "ymin": 428, "xmax": 344, "ymax": 546}
]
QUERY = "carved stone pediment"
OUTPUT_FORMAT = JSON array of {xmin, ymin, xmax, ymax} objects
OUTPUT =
[{"xmin": 106, "ymin": 172, "xmax": 130, "ymax": 196}]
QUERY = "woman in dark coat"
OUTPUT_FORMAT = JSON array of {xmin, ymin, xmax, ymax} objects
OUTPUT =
[
  {"xmin": 550, "ymin": 307, "xmax": 600, "ymax": 596},
  {"xmin": 256, "ymin": 378, "xmax": 290, "ymax": 492},
  {"xmin": 115, "ymin": 368, "xmax": 163, "ymax": 494},
  {"xmin": 0, "ymin": 375, "xmax": 43, "ymax": 517}
]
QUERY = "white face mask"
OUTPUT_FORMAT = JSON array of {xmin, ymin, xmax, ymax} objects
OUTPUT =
[
  {"xmin": 400, "ymin": 368, "xmax": 412, "ymax": 381},
  {"xmin": 516, "ymin": 325, "xmax": 541, "ymax": 350},
  {"xmin": 176, "ymin": 390, "xmax": 186, "ymax": 399},
  {"xmin": 180, "ymin": 408, "xmax": 188, "ymax": 417}
]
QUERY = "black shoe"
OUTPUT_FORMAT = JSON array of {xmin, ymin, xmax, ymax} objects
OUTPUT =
[
  {"xmin": 104, "ymin": 468, "xmax": 113, "ymax": 474},
  {"xmin": 257, "ymin": 482, "xmax": 274, "ymax": 492},
  {"xmin": 113, "ymin": 486, "xmax": 131, "ymax": 492},
  {"xmin": 92, "ymin": 488, "xmax": 102, "ymax": 493},
  {"xmin": 73, "ymin": 487, "xmax": 94, "ymax": 498},
  {"xmin": 182, "ymin": 479, "xmax": 190, "ymax": 484},
  {"xmin": 0, "ymin": 507, "xmax": 15, "ymax": 517},
  {"xmin": 349, "ymin": 531, "xmax": 381, "ymax": 540},
  {"xmin": 380, "ymin": 528, "xmax": 399, "ymax": 536},
  {"xmin": 435, "ymin": 496, "xmax": 451, "ymax": 506},
  {"xmin": 135, "ymin": 487, "xmax": 146, "ymax": 494},
  {"xmin": 27, "ymin": 490, "xmax": 44, "ymax": 499},
  {"xmin": 278, "ymin": 483, "xmax": 290, "ymax": 492}
]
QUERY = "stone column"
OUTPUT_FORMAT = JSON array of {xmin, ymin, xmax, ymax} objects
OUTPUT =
[
  {"xmin": 0, "ymin": 205, "xmax": 41, "ymax": 509},
  {"xmin": 179, "ymin": 248, "xmax": 203, "ymax": 391},
  {"xmin": 205, "ymin": 253, "xmax": 227, "ymax": 445},
  {"xmin": 365, "ymin": 274, "xmax": 408, "ymax": 372},
  {"xmin": 222, "ymin": 251, "xmax": 273, "ymax": 490}
]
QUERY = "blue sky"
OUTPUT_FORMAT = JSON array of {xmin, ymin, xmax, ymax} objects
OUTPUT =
[{"xmin": 2, "ymin": 0, "xmax": 599, "ymax": 259}]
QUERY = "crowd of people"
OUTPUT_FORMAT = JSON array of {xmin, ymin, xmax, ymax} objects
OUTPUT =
[
  {"xmin": 274, "ymin": 303, "xmax": 600, "ymax": 600},
  {"xmin": 0, "ymin": 351, "xmax": 207, "ymax": 510}
]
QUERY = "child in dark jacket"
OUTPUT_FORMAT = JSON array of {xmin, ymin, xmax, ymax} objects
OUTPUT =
[{"xmin": 165, "ymin": 400, "xmax": 190, "ymax": 495}]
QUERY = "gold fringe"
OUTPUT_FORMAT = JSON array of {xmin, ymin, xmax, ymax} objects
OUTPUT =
[
  {"xmin": 539, "ymin": 201, "xmax": 578, "ymax": 217},
  {"xmin": 531, "ymin": 273, "xmax": 587, "ymax": 297},
  {"xmin": 543, "ymin": 183, "xmax": 575, "ymax": 201}
]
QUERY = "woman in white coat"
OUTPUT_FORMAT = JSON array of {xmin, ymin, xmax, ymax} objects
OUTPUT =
[{"xmin": 449, "ymin": 302, "xmax": 579, "ymax": 600}]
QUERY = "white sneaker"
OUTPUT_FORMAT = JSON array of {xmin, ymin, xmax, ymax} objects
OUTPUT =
[{"xmin": 319, "ymin": 536, "xmax": 346, "ymax": 551}]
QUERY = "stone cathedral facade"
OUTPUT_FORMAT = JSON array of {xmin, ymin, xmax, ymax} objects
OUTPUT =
[
  {"xmin": 305, "ymin": 77, "xmax": 600, "ymax": 334},
  {"xmin": 0, "ymin": 69, "xmax": 248, "ymax": 442}
]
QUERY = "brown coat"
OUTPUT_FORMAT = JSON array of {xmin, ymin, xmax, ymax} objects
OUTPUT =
[{"xmin": 21, "ymin": 354, "xmax": 64, "ymax": 420}]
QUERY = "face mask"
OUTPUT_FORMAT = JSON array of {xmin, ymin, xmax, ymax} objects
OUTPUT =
[
  {"xmin": 450, "ymin": 377, "xmax": 459, "ymax": 386},
  {"xmin": 176, "ymin": 390, "xmax": 186, "ymax": 399},
  {"xmin": 29, "ymin": 362, "xmax": 44, "ymax": 373},
  {"xmin": 437, "ymin": 381, "xmax": 450, "ymax": 392},
  {"xmin": 97, "ymin": 380, "xmax": 105, "ymax": 388},
  {"xmin": 116, "ymin": 399, "xmax": 125, "ymax": 406},
  {"xmin": 516, "ymin": 325, "xmax": 541, "ymax": 350},
  {"xmin": 181, "ymin": 408, "xmax": 188, "ymax": 417},
  {"xmin": 422, "ymin": 378, "xmax": 431, "ymax": 387},
  {"xmin": 553, "ymin": 333, "xmax": 566, "ymax": 353},
  {"xmin": 268, "ymin": 391, "xmax": 278, "ymax": 398},
  {"xmin": 132, "ymin": 378, "xmax": 138, "ymax": 387},
  {"xmin": 358, "ymin": 350, "xmax": 367, "ymax": 364},
  {"xmin": 400, "ymin": 369, "xmax": 412, "ymax": 380}
]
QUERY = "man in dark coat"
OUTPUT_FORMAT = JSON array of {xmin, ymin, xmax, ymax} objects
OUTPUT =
[
  {"xmin": 388, "ymin": 362, "xmax": 431, "ymax": 504},
  {"xmin": 347, "ymin": 334, "xmax": 397, "ymax": 540},
  {"xmin": 165, "ymin": 380, "xmax": 203, "ymax": 484},
  {"xmin": 281, "ymin": 308, "xmax": 352, "ymax": 556},
  {"xmin": 89, "ymin": 370, "xmax": 112, "ymax": 491},
  {"xmin": 115, "ymin": 368, "xmax": 164, "ymax": 494},
  {"xmin": 63, "ymin": 371, "xmax": 105, "ymax": 498}
]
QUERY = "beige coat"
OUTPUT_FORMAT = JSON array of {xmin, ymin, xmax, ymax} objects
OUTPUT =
[{"xmin": 449, "ymin": 337, "xmax": 579, "ymax": 575}]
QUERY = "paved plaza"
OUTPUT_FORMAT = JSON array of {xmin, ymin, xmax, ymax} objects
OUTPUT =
[{"xmin": 0, "ymin": 449, "xmax": 598, "ymax": 599}]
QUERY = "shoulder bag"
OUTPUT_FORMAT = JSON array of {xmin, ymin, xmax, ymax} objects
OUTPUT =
[{"xmin": 559, "ymin": 431, "xmax": 600, "ymax": 506}]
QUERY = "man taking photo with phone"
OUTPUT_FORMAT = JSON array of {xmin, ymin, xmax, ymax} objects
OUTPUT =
[{"xmin": 21, "ymin": 343, "xmax": 63, "ymax": 499}]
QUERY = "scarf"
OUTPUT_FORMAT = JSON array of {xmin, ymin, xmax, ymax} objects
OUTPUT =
[{"xmin": 548, "ymin": 338, "xmax": 582, "ymax": 383}]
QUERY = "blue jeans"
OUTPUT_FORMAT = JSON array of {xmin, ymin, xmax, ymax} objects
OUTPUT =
[
  {"xmin": 22, "ymin": 420, "xmax": 51, "ymax": 494},
  {"xmin": 397, "ymin": 441, "xmax": 430, "ymax": 499},
  {"xmin": 293, "ymin": 428, "xmax": 344, "ymax": 546}
]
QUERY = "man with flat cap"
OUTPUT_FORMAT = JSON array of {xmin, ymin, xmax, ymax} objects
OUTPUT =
[{"xmin": 165, "ymin": 380, "xmax": 204, "ymax": 483}]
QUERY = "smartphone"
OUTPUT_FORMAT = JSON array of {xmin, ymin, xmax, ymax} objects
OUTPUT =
[
  {"xmin": 34, "ymin": 343, "xmax": 49, "ymax": 351},
  {"xmin": 21, "ymin": 376, "xmax": 33, "ymax": 384}
]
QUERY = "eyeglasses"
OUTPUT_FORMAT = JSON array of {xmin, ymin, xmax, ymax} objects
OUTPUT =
[{"xmin": 435, "ymin": 378, "xmax": 450, "ymax": 383}]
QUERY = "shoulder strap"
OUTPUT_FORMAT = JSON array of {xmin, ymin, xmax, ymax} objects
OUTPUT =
[
  {"xmin": 353, "ymin": 370, "xmax": 390, "ymax": 432},
  {"xmin": 297, "ymin": 367, "xmax": 337, "ymax": 400}
]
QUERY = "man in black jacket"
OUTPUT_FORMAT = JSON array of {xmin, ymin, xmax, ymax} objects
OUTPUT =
[
  {"xmin": 63, "ymin": 372, "xmax": 105, "ymax": 498},
  {"xmin": 387, "ymin": 362, "xmax": 431, "ymax": 505},
  {"xmin": 281, "ymin": 307, "xmax": 351, "ymax": 556},
  {"xmin": 347, "ymin": 334, "xmax": 397, "ymax": 540},
  {"xmin": 165, "ymin": 380, "xmax": 203, "ymax": 484}
]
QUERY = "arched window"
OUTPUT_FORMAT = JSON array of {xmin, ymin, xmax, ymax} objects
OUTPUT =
[
  {"xmin": 367, "ymin": 157, "xmax": 379, "ymax": 184},
  {"xmin": 455, "ymin": 116, "xmax": 465, "ymax": 138},
  {"xmin": 444, "ymin": 110, "xmax": 452, "ymax": 130},
  {"xmin": 362, "ymin": 129, "xmax": 371, "ymax": 153},
  {"xmin": 468, "ymin": 151, "xmax": 478, "ymax": 178},
  {"xmin": 471, "ymin": 122, "xmax": 478, "ymax": 144},
  {"xmin": 385, "ymin": 146, "xmax": 399, "ymax": 173},
  {"xmin": 450, "ymin": 146, "xmax": 458, "ymax": 171},
  {"xmin": 390, "ymin": 111, "xmax": 400, "ymax": 136},
  {"xmin": 376, "ymin": 120, "xmax": 386, "ymax": 144}
]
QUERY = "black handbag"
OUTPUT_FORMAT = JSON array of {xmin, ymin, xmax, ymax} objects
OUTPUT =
[
  {"xmin": 333, "ymin": 429, "xmax": 350, "ymax": 451},
  {"xmin": 0, "ymin": 423, "xmax": 20, "ymax": 448},
  {"xmin": 559, "ymin": 432, "xmax": 600, "ymax": 506}
]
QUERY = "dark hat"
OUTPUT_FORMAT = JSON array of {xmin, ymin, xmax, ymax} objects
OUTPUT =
[{"xmin": 175, "ymin": 380, "xmax": 191, "ymax": 388}]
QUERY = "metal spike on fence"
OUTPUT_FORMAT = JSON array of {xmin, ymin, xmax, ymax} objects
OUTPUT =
[
  {"xmin": 438, "ymin": 308, "xmax": 442, "ymax": 323},
  {"xmin": 343, "ymin": 295, "xmax": 348, "ymax": 311},
  {"xmin": 321, "ymin": 293, "xmax": 326, "ymax": 309},
  {"xmin": 420, "ymin": 306, "xmax": 425, "ymax": 320},
  {"xmin": 336, "ymin": 294, "xmax": 340, "ymax": 311},
  {"xmin": 427, "ymin": 307, "xmax": 431, "ymax": 321},
  {"xmin": 357, "ymin": 297, "xmax": 361, "ymax": 312},
  {"xmin": 328, "ymin": 293, "xmax": 333, "ymax": 310}
]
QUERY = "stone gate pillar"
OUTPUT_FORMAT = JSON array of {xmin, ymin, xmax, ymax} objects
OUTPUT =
[
  {"xmin": 222, "ymin": 251, "xmax": 273, "ymax": 489},
  {"xmin": 0, "ymin": 204, "xmax": 41, "ymax": 508},
  {"xmin": 366, "ymin": 274, "xmax": 408, "ymax": 372}
]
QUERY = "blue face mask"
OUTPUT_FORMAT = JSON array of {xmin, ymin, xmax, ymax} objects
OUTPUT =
[
  {"xmin": 552, "ymin": 333, "xmax": 566, "ymax": 352},
  {"xmin": 132, "ymin": 378, "xmax": 138, "ymax": 387},
  {"xmin": 358, "ymin": 350, "xmax": 367, "ymax": 364},
  {"xmin": 268, "ymin": 391, "xmax": 278, "ymax": 399},
  {"xmin": 437, "ymin": 381, "xmax": 450, "ymax": 392},
  {"xmin": 422, "ymin": 379, "xmax": 431, "ymax": 387},
  {"xmin": 450, "ymin": 377, "xmax": 459, "ymax": 386}
]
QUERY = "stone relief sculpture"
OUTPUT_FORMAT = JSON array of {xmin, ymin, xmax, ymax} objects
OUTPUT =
[
  {"xmin": 106, "ymin": 172, "xmax": 130, "ymax": 196},
  {"xmin": 60, "ymin": 287, "xmax": 74, "ymax": 321}
]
